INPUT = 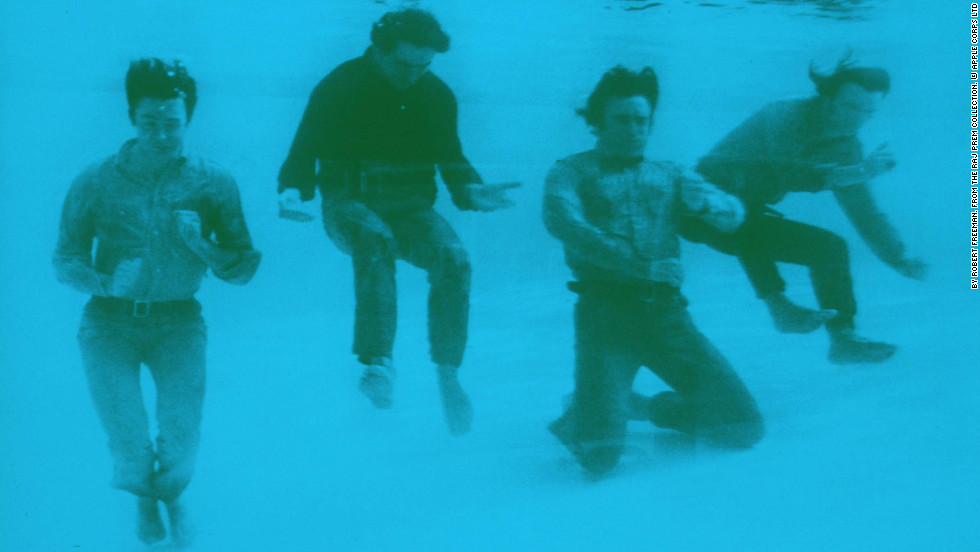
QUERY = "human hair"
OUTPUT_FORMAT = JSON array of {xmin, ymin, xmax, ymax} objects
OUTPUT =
[
  {"xmin": 125, "ymin": 58, "xmax": 198, "ymax": 123},
  {"xmin": 370, "ymin": 8, "xmax": 450, "ymax": 53},
  {"xmin": 809, "ymin": 54, "xmax": 890, "ymax": 98},
  {"xmin": 577, "ymin": 66, "xmax": 659, "ymax": 128}
]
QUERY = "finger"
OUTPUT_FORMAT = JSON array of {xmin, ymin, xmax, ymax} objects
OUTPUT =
[
  {"xmin": 873, "ymin": 142, "xmax": 889, "ymax": 152},
  {"xmin": 491, "ymin": 182, "xmax": 522, "ymax": 190}
]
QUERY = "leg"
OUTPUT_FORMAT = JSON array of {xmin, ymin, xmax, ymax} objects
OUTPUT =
[
  {"xmin": 77, "ymin": 314, "xmax": 156, "ymax": 497},
  {"xmin": 323, "ymin": 199, "xmax": 398, "ymax": 407},
  {"xmin": 551, "ymin": 295, "xmax": 641, "ymax": 475},
  {"xmin": 736, "ymin": 218, "xmax": 892, "ymax": 362},
  {"xmin": 323, "ymin": 199, "xmax": 399, "ymax": 365},
  {"xmin": 388, "ymin": 209, "xmax": 473, "ymax": 434},
  {"xmin": 143, "ymin": 315, "xmax": 207, "ymax": 504},
  {"xmin": 642, "ymin": 303, "xmax": 764, "ymax": 448},
  {"xmin": 136, "ymin": 496, "xmax": 166, "ymax": 544},
  {"xmin": 387, "ymin": 209, "xmax": 471, "ymax": 368},
  {"xmin": 682, "ymin": 215, "xmax": 834, "ymax": 334},
  {"xmin": 739, "ymin": 215, "xmax": 856, "ymax": 329}
]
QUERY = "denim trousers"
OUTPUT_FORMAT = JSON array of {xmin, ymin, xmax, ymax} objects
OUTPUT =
[
  {"xmin": 77, "ymin": 298, "xmax": 206, "ymax": 501},
  {"xmin": 683, "ymin": 212, "xmax": 857, "ymax": 331},
  {"xmin": 322, "ymin": 200, "xmax": 471, "ymax": 367},
  {"xmin": 554, "ymin": 284, "xmax": 764, "ymax": 473}
]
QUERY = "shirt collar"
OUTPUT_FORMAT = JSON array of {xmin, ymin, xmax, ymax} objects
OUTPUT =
[
  {"xmin": 595, "ymin": 146, "xmax": 645, "ymax": 170},
  {"xmin": 115, "ymin": 138, "xmax": 188, "ymax": 179}
]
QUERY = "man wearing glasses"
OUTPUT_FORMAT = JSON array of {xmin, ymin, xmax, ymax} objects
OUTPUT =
[{"xmin": 278, "ymin": 8, "xmax": 518, "ymax": 435}]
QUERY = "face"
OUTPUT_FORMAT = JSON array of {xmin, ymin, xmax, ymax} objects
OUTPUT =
[
  {"xmin": 132, "ymin": 97, "xmax": 187, "ymax": 162},
  {"xmin": 375, "ymin": 42, "xmax": 436, "ymax": 89},
  {"xmin": 595, "ymin": 96, "xmax": 654, "ymax": 158},
  {"xmin": 825, "ymin": 82, "xmax": 882, "ymax": 136}
]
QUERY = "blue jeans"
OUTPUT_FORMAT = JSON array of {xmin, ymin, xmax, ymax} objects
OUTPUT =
[
  {"xmin": 553, "ymin": 282, "xmax": 764, "ymax": 474},
  {"xmin": 77, "ymin": 298, "xmax": 206, "ymax": 501},
  {"xmin": 322, "ymin": 200, "xmax": 471, "ymax": 367}
]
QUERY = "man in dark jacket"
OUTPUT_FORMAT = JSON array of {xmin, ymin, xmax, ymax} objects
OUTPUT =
[
  {"xmin": 544, "ymin": 66, "xmax": 764, "ymax": 476},
  {"xmin": 277, "ymin": 8, "xmax": 517, "ymax": 435},
  {"xmin": 690, "ymin": 57, "xmax": 927, "ymax": 364},
  {"xmin": 54, "ymin": 59, "xmax": 261, "ymax": 546}
]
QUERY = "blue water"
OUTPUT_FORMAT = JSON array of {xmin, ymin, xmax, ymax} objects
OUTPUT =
[{"xmin": 1, "ymin": 1, "xmax": 976, "ymax": 550}]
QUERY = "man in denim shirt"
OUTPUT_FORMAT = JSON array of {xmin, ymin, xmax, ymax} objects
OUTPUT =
[
  {"xmin": 53, "ymin": 59, "xmax": 260, "ymax": 546},
  {"xmin": 544, "ymin": 67, "xmax": 764, "ymax": 476}
]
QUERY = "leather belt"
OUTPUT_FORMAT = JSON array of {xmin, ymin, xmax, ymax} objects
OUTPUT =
[{"xmin": 89, "ymin": 296, "xmax": 198, "ymax": 318}]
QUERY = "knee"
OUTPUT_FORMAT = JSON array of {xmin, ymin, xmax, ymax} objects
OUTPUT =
[
  {"xmin": 706, "ymin": 410, "xmax": 765, "ymax": 449},
  {"xmin": 431, "ymin": 244, "xmax": 471, "ymax": 284},
  {"xmin": 578, "ymin": 443, "xmax": 624, "ymax": 475},
  {"xmin": 815, "ymin": 231, "xmax": 849, "ymax": 265},
  {"xmin": 349, "ymin": 225, "xmax": 396, "ymax": 262},
  {"xmin": 152, "ymin": 461, "xmax": 196, "ymax": 502}
]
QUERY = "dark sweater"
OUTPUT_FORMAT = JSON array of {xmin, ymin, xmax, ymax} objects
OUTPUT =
[
  {"xmin": 278, "ymin": 51, "xmax": 482, "ymax": 212},
  {"xmin": 696, "ymin": 98, "xmax": 906, "ymax": 266}
]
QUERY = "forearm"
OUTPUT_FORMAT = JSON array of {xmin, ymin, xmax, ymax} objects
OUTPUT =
[
  {"xmin": 440, "ymin": 160, "xmax": 483, "ymax": 210},
  {"xmin": 187, "ymin": 239, "xmax": 261, "ymax": 285},
  {"xmin": 53, "ymin": 256, "xmax": 110, "ymax": 296},
  {"xmin": 679, "ymin": 179, "xmax": 746, "ymax": 233},
  {"xmin": 834, "ymin": 184, "xmax": 906, "ymax": 265}
]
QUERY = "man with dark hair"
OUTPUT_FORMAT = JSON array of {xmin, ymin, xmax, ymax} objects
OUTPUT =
[
  {"xmin": 278, "ymin": 8, "xmax": 518, "ymax": 435},
  {"xmin": 544, "ymin": 66, "xmax": 764, "ymax": 476},
  {"xmin": 54, "ymin": 58, "xmax": 260, "ymax": 546},
  {"xmin": 690, "ymin": 57, "xmax": 927, "ymax": 364}
]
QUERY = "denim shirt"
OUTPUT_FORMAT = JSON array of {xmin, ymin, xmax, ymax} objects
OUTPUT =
[
  {"xmin": 54, "ymin": 140, "xmax": 261, "ymax": 301},
  {"xmin": 543, "ymin": 150, "xmax": 744, "ymax": 287}
]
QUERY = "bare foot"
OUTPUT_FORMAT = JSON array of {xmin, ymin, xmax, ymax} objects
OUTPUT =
[{"xmin": 437, "ymin": 365, "xmax": 473, "ymax": 436}]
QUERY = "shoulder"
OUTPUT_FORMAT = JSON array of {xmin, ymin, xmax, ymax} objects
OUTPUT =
[
  {"xmin": 639, "ymin": 160, "xmax": 689, "ymax": 194},
  {"xmin": 643, "ymin": 159, "xmax": 685, "ymax": 176},
  {"xmin": 756, "ymin": 98, "xmax": 812, "ymax": 126},
  {"xmin": 69, "ymin": 154, "xmax": 117, "ymax": 195},
  {"xmin": 552, "ymin": 151, "xmax": 597, "ymax": 173},
  {"xmin": 419, "ymin": 72, "xmax": 457, "ymax": 105},
  {"xmin": 545, "ymin": 152, "xmax": 599, "ymax": 195},
  {"xmin": 311, "ymin": 56, "xmax": 368, "ymax": 98}
]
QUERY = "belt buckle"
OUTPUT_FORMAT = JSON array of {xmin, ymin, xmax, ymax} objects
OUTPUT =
[{"xmin": 133, "ymin": 300, "xmax": 150, "ymax": 318}]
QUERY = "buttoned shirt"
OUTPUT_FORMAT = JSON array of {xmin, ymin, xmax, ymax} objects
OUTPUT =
[
  {"xmin": 54, "ymin": 140, "xmax": 261, "ymax": 301},
  {"xmin": 543, "ymin": 150, "xmax": 744, "ymax": 287}
]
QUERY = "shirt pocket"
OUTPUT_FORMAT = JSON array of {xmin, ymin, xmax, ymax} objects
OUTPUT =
[{"xmin": 96, "ymin": 200, "xmax": 146, "ymax": 246}]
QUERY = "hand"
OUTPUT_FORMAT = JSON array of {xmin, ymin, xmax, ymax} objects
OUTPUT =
[
  {"xmin": 892, "ymin": 256, "xmax": 928, "ymax": 281},
  {"xmin": 174, "ymin": 210, "xmax": 205, "ymax": 250},
  {"xmin": 109, "ymin": 258, "xmax": 143, "ymax": 297},
  {"xmin": 278, "ymin": 189, "xmax": 314, "ymax": 222},
  {"xmin": 862, "ymin": 143, "xmax": 896, "ymax": 180},
  {"xmin": 680, "ymin": 181, "xmax": 744, "ymax": 232},
  {"xmin": 463, "ymin": 182, "xmax": 521, "ymax": 212}
]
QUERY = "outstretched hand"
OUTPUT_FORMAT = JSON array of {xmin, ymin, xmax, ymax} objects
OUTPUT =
[
  {"xmin": 464, "ymin": 182, "xmax": 521, "ymax": 212},
  {"xmin": 823, "ymin": 143, "xmax": 897, "ymax": 189},
  {"xmin": 892, "ymin": 256, "xmax": 928, "ymax": 281},
  {"xmin": 862, "ymin": 143, "xmax": 897, "ymax": 180}
]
